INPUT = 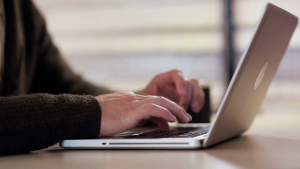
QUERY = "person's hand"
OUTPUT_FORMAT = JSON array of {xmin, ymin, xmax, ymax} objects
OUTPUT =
[
  {"xmin": 95, "ymin": 92, "xmax": 192, "ymax": 135},
  {"xmin": 140, "ymin": 69, "xmax": 205, "ymax": 112}
]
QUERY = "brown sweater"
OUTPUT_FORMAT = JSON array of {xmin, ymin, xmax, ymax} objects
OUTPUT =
[{"xmin": 0, "ymin": 0, "xmax": 112, "ymax": 155}]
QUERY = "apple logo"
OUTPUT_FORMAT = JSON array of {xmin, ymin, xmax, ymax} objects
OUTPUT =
[{"xmin": 254, "ymin": 61, "xmax": 268, "ymax": 90}]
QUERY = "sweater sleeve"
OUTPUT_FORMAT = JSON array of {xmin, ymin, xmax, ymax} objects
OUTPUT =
[
  {"xmin": 0, "ymin": 94, "xmax": 101, "ymax": 156},
  {"xmin": 25, "ymin": 0, "xmax": 113, "ymax": 96}
]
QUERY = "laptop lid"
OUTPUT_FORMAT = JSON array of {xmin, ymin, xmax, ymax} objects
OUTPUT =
[{"xmin": 203, "ymin": 3, "xmax": 298, "ymax": 148}]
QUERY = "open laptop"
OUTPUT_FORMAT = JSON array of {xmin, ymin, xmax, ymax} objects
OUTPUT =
[{"xmin": 60, "ymin": 3, "xmax": 298, "ymax": 149}]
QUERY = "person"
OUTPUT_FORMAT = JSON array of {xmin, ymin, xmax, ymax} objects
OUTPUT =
[{"xmin": 0, "ymin": 0, "xmax": 205, "ymax": 155}]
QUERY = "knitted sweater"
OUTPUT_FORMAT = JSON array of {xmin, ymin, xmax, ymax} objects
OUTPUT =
[{"xmin": 0, "ymin": 0, "xmax": 112, "ymax": 155}]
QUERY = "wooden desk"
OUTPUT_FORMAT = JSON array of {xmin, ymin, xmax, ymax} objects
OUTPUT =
[{"xmin": 1, "ymin": 108, "xmax": 300, "ymax": 169}]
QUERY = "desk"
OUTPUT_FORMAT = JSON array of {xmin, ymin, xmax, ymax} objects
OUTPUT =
[{"xmin": 1, "ymin": 107, "xmax": 300, "ymax": 169}]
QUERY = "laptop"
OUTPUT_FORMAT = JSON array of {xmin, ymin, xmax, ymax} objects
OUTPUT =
[{"xmin": 60, "ymin": 3, "xmax": 298, "ymax": 149}]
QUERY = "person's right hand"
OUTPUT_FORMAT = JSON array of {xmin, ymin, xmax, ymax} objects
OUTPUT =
[{"xmin": 95, "ymin": 92, "xmax": 192, "ymax": 135}]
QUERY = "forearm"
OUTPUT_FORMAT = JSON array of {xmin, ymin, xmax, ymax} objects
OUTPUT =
[{"xmin": 0, "ymin": 94, "xmax": 101, "ymax": 155}]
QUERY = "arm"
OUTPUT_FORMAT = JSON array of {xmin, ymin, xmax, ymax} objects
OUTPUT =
[
  {"xmin": 0, "ymin": 92, "xmax": 192, "ymax": 156},
  {"xmin": 0, "ymin": 94, "xmax": 100, "ymax": 155},
  {"xmin": 0, "ymin": 1, "xmax": 110, "ymax": 156},
  {"xmin": 0, "ymin": 1, "xmax": 194, "ymax": 156}
]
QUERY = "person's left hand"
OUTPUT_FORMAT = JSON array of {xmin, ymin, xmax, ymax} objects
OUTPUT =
[{"xmin": 140, "ymin": 69, "xmax": 205, "ymax": 112}]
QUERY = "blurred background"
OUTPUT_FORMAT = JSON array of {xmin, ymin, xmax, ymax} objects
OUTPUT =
[{"xmin": 33, "ymin": 0, "xmax": 300, "ymax": 112}]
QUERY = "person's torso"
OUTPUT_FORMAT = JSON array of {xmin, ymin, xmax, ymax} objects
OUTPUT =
[{"xmin": 1, "ymin": 0, "xmax": 41, "ymax": 96}]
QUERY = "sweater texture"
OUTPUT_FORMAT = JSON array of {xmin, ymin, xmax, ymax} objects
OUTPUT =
[{"xmin": 0, "ymin": 0, "xmax": 112, "ymax": 155}]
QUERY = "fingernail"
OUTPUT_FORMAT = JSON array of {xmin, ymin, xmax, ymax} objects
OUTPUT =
[
  {"xmin": 187, "ymin": 114, "xmax": 192, "ymax": 122},
  {"xmin": 181, "ymin": 87, "xmax": 187, "ymax": 95},
  {"xmin": 185, "ymin": 115, "xmax": 189, "ymax": 123}
]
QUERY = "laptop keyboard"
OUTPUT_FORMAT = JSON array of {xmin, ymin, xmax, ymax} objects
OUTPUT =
[{"xmin": 125, "ymin": 126, "xmax": 210, "ymax": 139}]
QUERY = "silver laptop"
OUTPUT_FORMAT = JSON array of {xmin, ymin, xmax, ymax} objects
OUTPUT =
[{"xmin": 60, "ymin": 3, "xmax": 298, "ymax": 149}]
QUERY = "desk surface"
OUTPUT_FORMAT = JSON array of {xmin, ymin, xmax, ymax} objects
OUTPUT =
[{"xmin": 1, "ymin": 105, "xmax": 300, "ymax": 169}]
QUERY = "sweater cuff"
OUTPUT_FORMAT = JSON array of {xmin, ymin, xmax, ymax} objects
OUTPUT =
[{"xmin": 70, "ymin": 95, "xmax": 101, "ymax": 139}]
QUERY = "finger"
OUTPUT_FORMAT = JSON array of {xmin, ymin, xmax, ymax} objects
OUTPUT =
[
  {"xmin": 180, "ymin": 80, "xmax": 193, "ymax": 110},
  {"xmin": 170, "ymin": 70, "xmax": 189, "ymax": 108},
  {"xmin": 156, "ymin": 70, "xmax": 188, "ymax": 105},
  {"xmin": 134, "ymin": 96, "xmax": 190, "ymax": 123},
  {"xmin": 178, "ymin": 105, "xmax": 192, "ymax": 122},
  {"xmin": 154, "ymin": 96, "xmax": 190, "ymax": 123},
  {"xmin": 170, "ymin": 70, "xmax": 187, "ymax": 96},
  {"xmin": 148, "ymin": 117, "xmax": 170, "ymax": 131},
  {"xmin": 189, "ymin": 79, "xmax": 205, "ymax": 112},
  {"xmin": 133, "ymin": 103, "xmax": 177, "ymax": 123}
]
